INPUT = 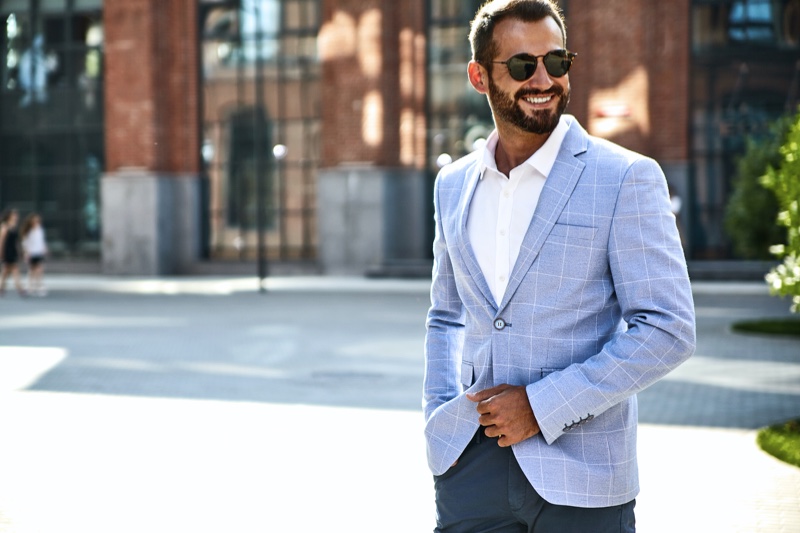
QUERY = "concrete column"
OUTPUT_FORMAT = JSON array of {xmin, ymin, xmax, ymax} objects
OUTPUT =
[
  {"xmin": 317, "ymin": 167, "xmax": 428, "ymax": 275},
  {"xmin": 101, "ymin": 0, "xmax": 201, "ymax": 275},
  {"xmin": 101, "ymin": 171, "xmax": 200, "ymax": 275}
]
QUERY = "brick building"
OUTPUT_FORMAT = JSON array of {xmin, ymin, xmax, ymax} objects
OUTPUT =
[{"xmin": 1, "ymin": 0, "xmax": 798, "ymax": 275}]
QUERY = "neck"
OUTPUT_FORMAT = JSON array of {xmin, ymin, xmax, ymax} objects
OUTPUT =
[{"xmin": 494, "ymin": 125, "xmax": 551, "ymax": 176}]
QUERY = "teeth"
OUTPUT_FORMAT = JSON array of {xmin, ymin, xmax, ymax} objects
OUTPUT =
[{"xmin": 525, "ymin": 95, "xmax": 552, "ymax": 104}]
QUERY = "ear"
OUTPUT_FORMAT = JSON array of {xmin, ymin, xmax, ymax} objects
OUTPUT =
[{"xmin": 468, "ymin": 61, "xmax": 489, "ymax": 95}]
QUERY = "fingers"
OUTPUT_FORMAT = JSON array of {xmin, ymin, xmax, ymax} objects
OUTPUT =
[
  {"xmin": 483, "ymin": 425, "xmax": 531, "ymax": 447},
  {"xmin": 497, "ymin": 434, "xmax": 516, "ymax": 448},
  {"xmin": 482, "ymin": 425, "xmax": 513, "ymax": 446},
  {"xmin": 470, "ymin": 384, "xmax": 541, "ymax": 446}
]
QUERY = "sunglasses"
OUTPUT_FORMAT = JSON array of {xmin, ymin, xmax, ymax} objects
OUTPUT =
[{"xmin": 492, "ymin": 50, "xmax": 577, "ymax": 81}]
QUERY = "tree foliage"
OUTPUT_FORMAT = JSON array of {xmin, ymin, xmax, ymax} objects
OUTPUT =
[
  {"xmin": 724, "ymin": 116, "xmax": 791, "ymax": 259},
  {"xmin": 762, "ymin": 111, "xmax": 800, "ymax": 312}
]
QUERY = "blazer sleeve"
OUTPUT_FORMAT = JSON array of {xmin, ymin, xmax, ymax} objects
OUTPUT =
[
  {"xmin": 422, "ymin": 174, "xmax": 466, "ymax": 422},
  {"xmin": 527, "ymin": 157, "xmax": 697, "ymax": 445}
]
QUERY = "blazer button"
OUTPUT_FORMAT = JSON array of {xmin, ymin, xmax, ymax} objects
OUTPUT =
[{"xmin": 494, "ymin": 318, "xmax": 507, "ymax": 330}]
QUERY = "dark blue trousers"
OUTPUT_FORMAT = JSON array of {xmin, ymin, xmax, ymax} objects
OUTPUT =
[{"xmin": 433, "ymin": 428, "xmax": 636, "ymax": 532}]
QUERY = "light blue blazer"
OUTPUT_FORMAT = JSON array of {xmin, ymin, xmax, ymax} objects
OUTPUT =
[{"xmin": 423, "ymin": 117, "xmax": 696, "ymax": 508}]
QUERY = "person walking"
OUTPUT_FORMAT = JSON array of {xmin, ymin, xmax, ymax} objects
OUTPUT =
[
  {"xmin": 0, "ymin": 209, "xmax": 27, "ymax": 297},
  {"xmin": 21, "ymin": 212, "xmax": 48, "ymax": 296},
  {"xmin": 422, "ymin": 1, "xmax": 696, "ymax": 531}
]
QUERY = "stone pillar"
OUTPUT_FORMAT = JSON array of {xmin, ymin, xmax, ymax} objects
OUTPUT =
[
  {"xmin": 101, "ymin": 0, "xmax": 201, "ymax": 275},
  {"xmin": 317, "ymin": 0, "xmax": 429, "ymax": 275}
]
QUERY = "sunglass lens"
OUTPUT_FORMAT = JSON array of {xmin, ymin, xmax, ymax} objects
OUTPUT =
[
  {"xmin": 543, "ymin": 51, "xmax": 571, "ymax": 77},
  {"xmin": 507, "ymin": 57, "xmax": 537, "ymax": 81}
]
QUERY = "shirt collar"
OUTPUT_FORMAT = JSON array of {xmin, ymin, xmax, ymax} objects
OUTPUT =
[{"xmin": 479, "ymin": 115, "xmax": 572, "ymax": 180}]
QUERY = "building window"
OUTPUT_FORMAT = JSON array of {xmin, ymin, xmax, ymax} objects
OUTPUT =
[
  {"xmin": 693, "ymin": 0, "xmax": 800, "ymax": 50},
  {"xmin": 200, "ymin": 0, "xmax": 320, "ymax": 261},
  {"xmin": 730, "ymin": 0, "xmax": 776, "ymax": 42},
  {"xmin": 427, "ymin": 0, "xmax": 492, "ymax": 172},
  {"xmin": 0, "ymin": 0, "xmax": 104, "ymax": 257}
]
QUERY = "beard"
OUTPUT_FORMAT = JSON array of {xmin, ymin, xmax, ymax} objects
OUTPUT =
[{"xmin": 487, "ymin": 76, "xmax": 570, "ymax": 135}]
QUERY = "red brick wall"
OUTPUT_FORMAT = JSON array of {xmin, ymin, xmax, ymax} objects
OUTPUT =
[
  {"xmin": 647, "ymin": 0, "xmax": 690, "ymax": 162},
  {"xmin": 319, "ymin": 0, "xmax": 426, "ymax": 168},
  {"xmin": 104, "ymin": 0, "xmax": 200, "ymax": 174},
  {"xmin": 566, "ymin": 0, "xmax": 689, "ymax": 161},
  {"xmin": 103, "ymin": 0, "xmax": 688, "ymax": 172}
]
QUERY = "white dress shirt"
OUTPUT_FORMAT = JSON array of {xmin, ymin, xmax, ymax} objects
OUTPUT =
[
  {"xmin": 467, "ymin": 115, "xmax": 571, "ymax": 306},
  {"xmin": 22, "ymin": 226, "xmax": 47, "ymax": 256}
]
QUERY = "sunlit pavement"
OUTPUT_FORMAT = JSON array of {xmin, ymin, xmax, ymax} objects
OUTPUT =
[
  {"xmin": 0, "ymin": 391, "xmax": 434, "ymax": 532},
  {"xmin": 0, "ymin": 276, "xmax": 798, "ymax": 532}
]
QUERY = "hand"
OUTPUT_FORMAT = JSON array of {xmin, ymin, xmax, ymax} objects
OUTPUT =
[{"xmin": 467, "ymin": 384, "xmax": 540, "ymax": 447}]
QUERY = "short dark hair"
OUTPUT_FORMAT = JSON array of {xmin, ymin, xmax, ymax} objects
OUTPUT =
[{"xmin": 469, "ymin": 0, "xmax": 567, "ymax": 68}]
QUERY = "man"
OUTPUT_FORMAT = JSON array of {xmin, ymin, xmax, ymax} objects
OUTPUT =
[{"xmin": 422, "ymin": 1, "xmax": 696, "ymax": 531}]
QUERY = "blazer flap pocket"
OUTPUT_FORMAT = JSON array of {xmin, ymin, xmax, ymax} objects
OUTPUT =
[
  {"xmin": 461, "ymin": 361, "xmax": 474, "ymax": 388},
  {"xmin": 549, "ymin": 223, "xmax": 597, "ymax": 241},
  {"xmin": 541, "ymin": 367, "xmax": 560, "ymax": 378}
]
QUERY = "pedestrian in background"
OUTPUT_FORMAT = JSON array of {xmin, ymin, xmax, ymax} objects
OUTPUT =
[
  {"xmin": 422, "ymin": 1, "xmax": 696, "ymax": 531},
  {"xmin": 21, "ymin": 212, "xmax": 48, "ymax": 297},
  {"xmin": 0, "ymin": 209, "xmax": 26, "ymax": 297}
]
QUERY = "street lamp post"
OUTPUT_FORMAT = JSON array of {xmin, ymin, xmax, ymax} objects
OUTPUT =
[{"xmin": 253, "ymin": 0, "xmax": 268, "ymax": 293}]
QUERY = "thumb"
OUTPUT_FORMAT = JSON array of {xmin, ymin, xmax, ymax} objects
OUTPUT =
[{"xmin": 467, "ymin": 384, "xmax": 508, "ymax": 403}]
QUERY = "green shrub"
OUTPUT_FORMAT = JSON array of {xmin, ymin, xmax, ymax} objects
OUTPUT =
[
  {"xmin": 731, "ymin": 318, "xmax": 800, "ymax": 336},
  {"xmin": 757, "ymin": 419, "xmax": 800, "ymax": 469},
  {"xmin": 762, "ymin": 111, "xmax": 800, "ymax": 313},
  {"xmin": 725, "ymin": 116, "xmax": 791, "ymax": 259}
]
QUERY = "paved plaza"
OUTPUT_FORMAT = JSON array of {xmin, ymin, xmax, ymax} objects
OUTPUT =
[{"xmin": 0, "ymin": 276, "xmax": 798, "ymax": 532}]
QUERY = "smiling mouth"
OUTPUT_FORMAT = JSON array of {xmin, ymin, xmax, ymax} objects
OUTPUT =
[{"xmin": 522, "ymin": 94, "xmax": 554, "ymax": 105}]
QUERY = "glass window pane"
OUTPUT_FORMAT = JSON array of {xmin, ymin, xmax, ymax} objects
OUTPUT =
[
  {"xmin": 303, "ymin": 0, "xmax": 320, "ymax": 27},
  {"xmin": 428, "ymin": 0, "xmax": 491, "ymax": 168},
  {"xmin": 74, "ymin": 0, "xmax": 102, "ymax": 10},
  {"xmin": 1, "ymin": 1, "xmax": 28, "ymax": 14},
  {"xmin": 285, "ymin": 1, "xmax": 302, "ymax": 30},
  {"xmin": 783, "ymin": 0, "xmax": 800, "ymax": 46},
  {"xmin": 0, "ymin": 134, "xmax": 33, "ymax": 171},
  {"xmin": 692, "ymin": 5, "xmax": 731, "ymax": 49},
  {"xmin": 728, "ymin": 0, "xmax": 775, "ymax": 42},
  {"xmin": 40, "ymin": 0, "xmax": 66, "ymax": 13},
  {"xmin": 240, "ymin": 0, "xmax": 280, "ymax": 39},
  {"xmin": 0, "ymin": 172, "xmax": 35, "ymax": 206}
]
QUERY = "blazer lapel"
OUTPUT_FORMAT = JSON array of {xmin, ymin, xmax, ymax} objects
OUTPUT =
[
  {"xmin": 456, "ymin": 163, "xmax": 496, "ymax": 308},
  {"xmin": 497, "ymin": 120, "xmax": 589, "ymax": 312}
]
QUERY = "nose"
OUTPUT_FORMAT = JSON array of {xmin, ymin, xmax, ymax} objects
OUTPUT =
[{"xmin": 527, "ymin": 57, "xmax": 554, "ymax": 87}]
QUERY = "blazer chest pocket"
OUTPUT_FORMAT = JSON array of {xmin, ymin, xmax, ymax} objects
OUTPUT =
[
  {"xmin": 547, "ymin": 223, "xmax": 597, "ymax": 242},
  {"xmin": 461, "ymin": 361, "xmax": 474, "ymax": 388}
]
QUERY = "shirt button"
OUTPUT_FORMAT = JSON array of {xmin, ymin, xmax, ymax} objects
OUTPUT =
[
  {"xmin": 499, "ymin": 229, "xmax": 507, "ymax": 236},
  {"xmin": 498, "ymin": 275, "xmax": 506, "ymax": 282},
  {"xmin": 503, "ymin": 191, "xmax": 511, "ymax": 198},
  {"xmin": 494, "ymin": 318, "xmax": 506, "ymax": 330}
]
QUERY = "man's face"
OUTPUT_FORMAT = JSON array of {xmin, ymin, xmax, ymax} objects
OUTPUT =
[{"xmin": 485, "ymin": 17, "xmax": 570, "ymax": 135}]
